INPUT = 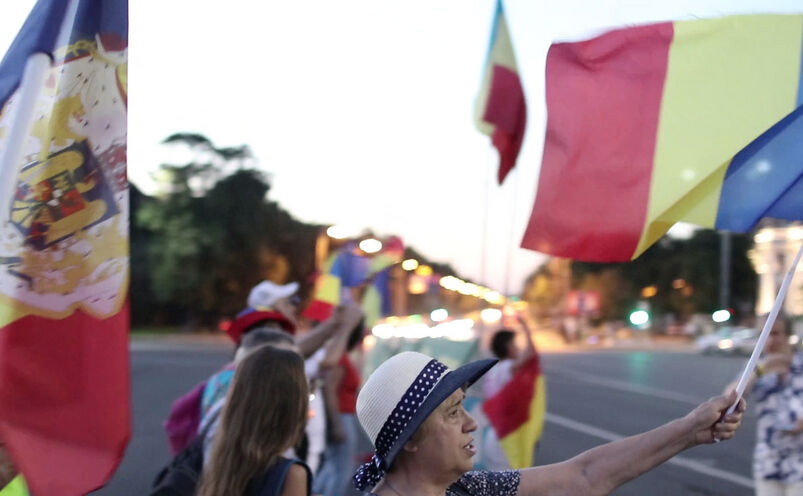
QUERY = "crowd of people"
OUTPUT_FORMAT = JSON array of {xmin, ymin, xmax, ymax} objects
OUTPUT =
[
  {"xmin": 4, "ymin": 277, "xmax": 795, "ymax": 495},
  {"xmin": 144, "ymin": 279, "xmax": 763, "ymax": 496}
]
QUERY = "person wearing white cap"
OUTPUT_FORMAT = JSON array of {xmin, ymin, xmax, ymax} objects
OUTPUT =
[{"xmin": 354, "ymin": 352, "xmax": 746, "ymax": 496}]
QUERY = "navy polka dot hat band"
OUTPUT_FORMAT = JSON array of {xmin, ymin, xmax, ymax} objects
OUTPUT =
[{"xmin": 353, "ymin": 352, "xmax": 498, "ymax": 490}]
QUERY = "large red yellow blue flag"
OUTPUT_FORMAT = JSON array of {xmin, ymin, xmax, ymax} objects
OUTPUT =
[
  {"xmin": 0, "ymin": 1, "xmax": 129, "ymax": 494},
  {"xmin": 475, "ymin": 0, "xmax": 527, "ymax": 185},
  {"xmin": 482, "ymin": 356, "xmax": 546, "ymax": 468},
  {"xmin": 522, "ymin": 15, "xmax": 803, "ymax": 262}
]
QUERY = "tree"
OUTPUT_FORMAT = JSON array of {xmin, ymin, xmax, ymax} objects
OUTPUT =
[
  {"xmin": 132, "ymin": 134, "xmax": 321, "ymax": 328},
  {"xmin": 568, "ymin": 229, "xmax": 757, "ymax": 324}
]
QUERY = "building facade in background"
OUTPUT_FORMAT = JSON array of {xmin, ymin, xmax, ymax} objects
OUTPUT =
[{"xmin": 750, "ymin": 222, "xmax": 803, "ymax": 318}]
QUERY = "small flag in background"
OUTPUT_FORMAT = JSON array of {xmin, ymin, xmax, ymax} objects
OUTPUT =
[
  {"xmin": 0, "ymin": 1, "xmax": 129, "ymax": 495},
  {"xmin": 522, "ymin": 14, "xmax": 803, "ymax": 262},
  {"xmin": 475, "ymin": 0, "xmax": 527, "ymax": 185},
  {"xmin": 482, "ymin": 356, "xmax": 546, "ymax": 469},
  {"xmin": 303, "ymin": 245, "xmax": 370, "ymax": 321}
]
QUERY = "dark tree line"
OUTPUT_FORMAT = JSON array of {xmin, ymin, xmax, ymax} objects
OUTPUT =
[
  {"xmin": 130, "ymin": 134, "xmax": 321, "ymax": 329},
  {"xmin": 522, "ymin": 230, "xmax": 757, "ymax": 325}
]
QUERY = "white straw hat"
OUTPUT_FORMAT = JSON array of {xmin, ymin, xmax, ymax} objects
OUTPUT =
[{"xmin": 353, "ymin": 351, "xmax": 497, "ymax": 490}]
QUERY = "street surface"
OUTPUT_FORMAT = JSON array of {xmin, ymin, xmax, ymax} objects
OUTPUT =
[{"xmin": 93, "ymin": 339, "xmax": 755, "ymax": 495}]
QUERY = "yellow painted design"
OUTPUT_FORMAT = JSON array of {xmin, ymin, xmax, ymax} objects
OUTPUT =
[
  {"xmin": 29, "ymin": 95, "xmax": 86, "ymax": 161},
  {"xmin": 116, "ymin": 63, "xmax": 127, "ymax": 99},
  {"xmin": 634, "ymin": 15, "xmax": 803, "ymax": 258},
  {"xmin": 499, "ymin": 375, "xmax": 546, "ymax": 469},
  {"xmin": 12, "ymin": 150, "xmax": 110, "ymax": 245},
  {"xmin": 475, "ymin": 7, "xmax": 519, "ymax": 135}
]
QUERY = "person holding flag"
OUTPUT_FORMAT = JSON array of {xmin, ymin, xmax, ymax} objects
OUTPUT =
[
  {"xmin": 353, "ymin": 351, "xmax": 745, "ymax": 496},
  {"xmin": 481, "ymin": 312, "xmax": 545, "ymax": 470}
]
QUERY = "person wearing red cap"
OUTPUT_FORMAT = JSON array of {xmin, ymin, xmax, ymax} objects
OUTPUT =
[{"xmin": 202, "ymin": 281, "xmax": 363, "ymax": 418}]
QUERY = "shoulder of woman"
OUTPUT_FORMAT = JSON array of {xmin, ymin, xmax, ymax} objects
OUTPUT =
[{"xmin": 280, "ymin": 462, "xmax": 309, "ymax": 496}]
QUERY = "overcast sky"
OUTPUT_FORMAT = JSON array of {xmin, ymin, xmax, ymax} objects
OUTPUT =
[{"xmin": 1, "ymin": 0, "xmax": 800, "ymax": 295}]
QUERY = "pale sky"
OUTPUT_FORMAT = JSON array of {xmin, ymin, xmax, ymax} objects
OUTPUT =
[{"xmin": 1, "ymin": 0, "xmax": 801, "ymax": 295}]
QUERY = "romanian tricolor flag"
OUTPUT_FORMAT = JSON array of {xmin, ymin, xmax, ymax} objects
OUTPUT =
[
  {"xmin": 303, "ymin": 246, "xmax": 370, "ymax": 321},
  {"xmin": 361, "ymin": 253, "xmax": 395, "ymax": 328},
  {"xmin": 0, "ymin": 1, "xmax": 129, "ymax": 494},
  {"xmin": 522, "ymin": 15, "xmax": 803, "ymax": 262},
  {"xmin": 475, "ymin": 0, "xmax": 527, "ymax": 185},
  {"xmin": 302, "ymin": 253, "xmax": 342, "ymax": 322},
  {"xmin": 482, "ymin": 356, "xmax": 546, "ymax": 468}
]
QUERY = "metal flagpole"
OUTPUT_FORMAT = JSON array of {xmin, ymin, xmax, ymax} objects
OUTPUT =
[
  {"xmin": 480, "ymin": 146, "xmax": 493, "ymax": 287},
  {"xmin": 503, "ymin": 166, "xmax": 518, "ymax": 297},
  {"xmin": 0, "ymin": 0, "xmax": 78, "ymax": 224},
  {"xmin": 725, "ymin": 241, "xmax": 803, "ymax": 415}
]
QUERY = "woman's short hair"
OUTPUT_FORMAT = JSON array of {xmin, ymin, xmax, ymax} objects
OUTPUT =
[
  {"xmin": 490, "ymin": 329, "xmax": 516, "ymax": 359},
  {"xmin": 198, "ymin": 346, "xmax": 309, "ymax": 496}
]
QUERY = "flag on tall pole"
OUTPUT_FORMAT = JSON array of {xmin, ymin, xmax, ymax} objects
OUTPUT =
[
  {"xmin": 522, "ymin": 14, "xmax": 803, "ymax": 262},
  {"xmin": 475, "ymin": 0, "xmax": 527, "ymax": 185},
  {"xmin": 0, "ymin": 1, "xmax": 129, "ymax": 494}
]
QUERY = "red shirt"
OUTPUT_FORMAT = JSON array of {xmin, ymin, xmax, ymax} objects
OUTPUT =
[{"xmin": 337, "ymin": 354, "xmax": 361, "ymax": 414}]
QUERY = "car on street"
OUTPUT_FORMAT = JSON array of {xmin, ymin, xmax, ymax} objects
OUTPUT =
[
  {"xmin": 697, "ymin": 326, "xmax": 800, "ymax": 355},
  {"xmin": 695, "ymin": 326, "xmax": 758, "ymax": 355}
]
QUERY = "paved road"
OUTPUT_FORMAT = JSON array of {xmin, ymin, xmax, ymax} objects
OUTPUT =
[
  {"xmin": 537, "ymin": 351, "xmax": 754, "ymax": 496},
  {"xmin": 91, "ymin": 341, "xmax": 233, "ymax": 495},
  {"xmin": 93, "ymin": 343, "xmax": 756, "ymax": 495}
]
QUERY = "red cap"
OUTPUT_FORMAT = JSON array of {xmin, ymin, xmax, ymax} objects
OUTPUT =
[{"xmin": 226, "ymin": 309, "xmax": 296, "ymax": 344}]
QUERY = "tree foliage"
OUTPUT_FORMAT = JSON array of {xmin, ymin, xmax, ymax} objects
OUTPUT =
[
  {"xmin": 131, "ymin": 134, "xmax": 320, "ymax": 328},
  {"xmin": 521, "ymin": 230, "xmax": 757, "ymax": 325},
  {"xmin": 571, "ymin": 230, "xmax": 756, "ymax": 322}
]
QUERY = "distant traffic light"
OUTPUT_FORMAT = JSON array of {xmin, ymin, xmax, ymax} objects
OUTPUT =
[
  {"xmin": 712, "ymin": 309, "xmax": 731, "ymax": 323},
  {"xmin": 628, "ymin": 310, "xmax": 650, "ymax": 328}
]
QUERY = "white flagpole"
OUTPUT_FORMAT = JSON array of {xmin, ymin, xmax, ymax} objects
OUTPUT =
[
  {"xmin": 0, "ymin": 53, "xmax": 52, "ymax": 223},
  {"xmin": 726, "ymin": 240, "xmax": 803, "ymax": 415}
]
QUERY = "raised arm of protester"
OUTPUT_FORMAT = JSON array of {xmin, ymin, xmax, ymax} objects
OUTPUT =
[
  {"xmin": 354, "ymin": 351, "xmax": 745, "ymax": 496},
  {"xmin": 517, "ymin": 392, "xmax": 744, "ymax": 496},
  {"xmin": 296, "ymin": 302, "xmax": 363, "ymax": 360}
]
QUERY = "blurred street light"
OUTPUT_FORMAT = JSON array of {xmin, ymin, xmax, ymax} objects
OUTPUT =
[
  {"xmin": 430, "ymin": 308, "xmax": 448, "ymax": 322},
  {"xmin": 326, "ymin": 225, "xmax": 351, "ymax": 239},
  {"xmin": 480, "ymin": 308, "xmax": 502, "ymax": 324},
  {"xmin": 712, "ymin": 309, "xmax": 731, "ymax": 323},
  {"xmin": 415, "ymin": 265, "xmax": 433, "ymax": 276},
  {"xmin": 628, "ymin": 310, "xmax": 650, "ymax": 327},
  {"xmin": 401, "ymin": 258, "xmax": 419, "ymax": 271},
  {"xmin": 359, "ymin": 238, "xmax": 382, "ymax": 254}
]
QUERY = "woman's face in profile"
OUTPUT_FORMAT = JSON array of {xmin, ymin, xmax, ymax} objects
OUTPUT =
[
  {"xmin": 766, "ymin": 320, "xmax": 791, "ymax": 353},
  {"xmin": 411, "ymin": 389, "xmax": 478, "ymax": 476}
]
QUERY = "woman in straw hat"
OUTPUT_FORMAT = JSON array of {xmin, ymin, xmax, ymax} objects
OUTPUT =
[{"xmin": 354, "ymin": 352, "xmax": 745, "ymax": 496}]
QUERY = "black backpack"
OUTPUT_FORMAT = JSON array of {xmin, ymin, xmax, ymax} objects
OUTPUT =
[{"xmin": 150, "ymin": 416, "xmax": 214, "ymax": 496}]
